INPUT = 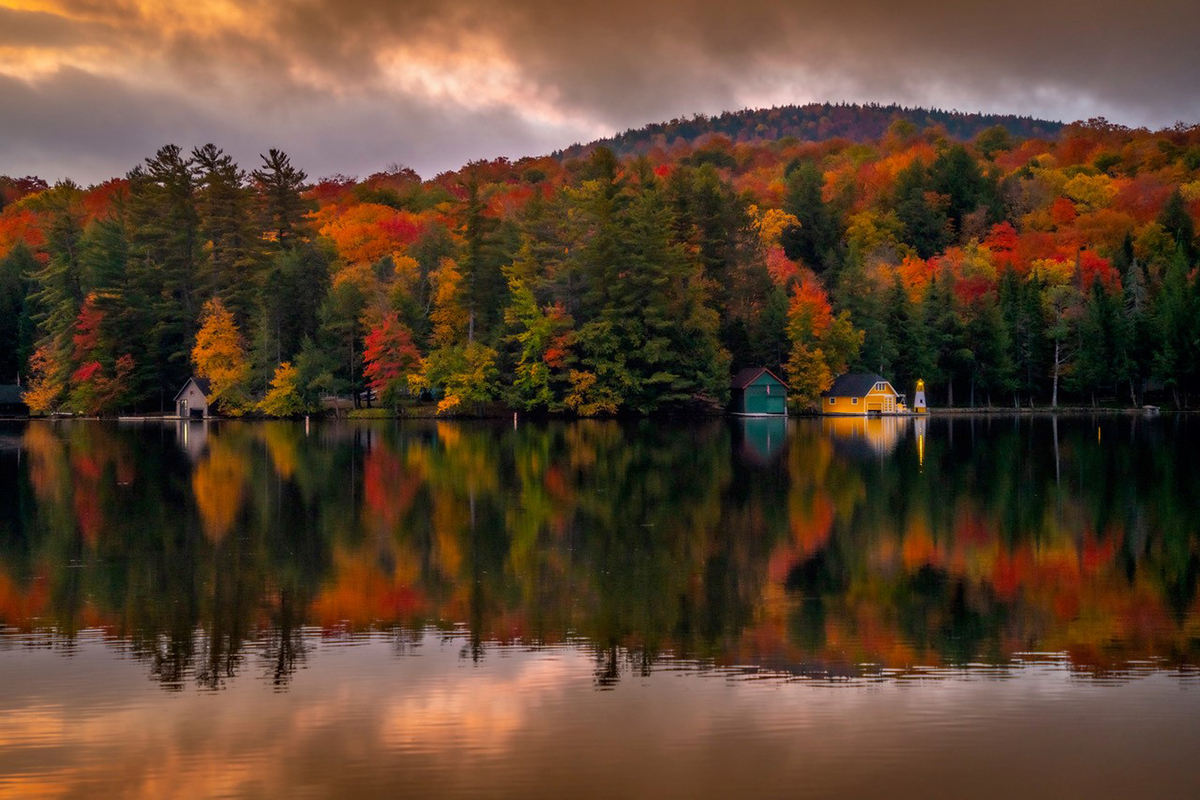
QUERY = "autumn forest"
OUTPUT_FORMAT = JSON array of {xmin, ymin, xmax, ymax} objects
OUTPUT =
[{"xmin": 3, "ymin": 106, "xmax": 1200, "ymax": 416}]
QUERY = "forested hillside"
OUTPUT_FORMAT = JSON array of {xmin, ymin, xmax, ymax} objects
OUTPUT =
[
  {"xmin": 556, "ymin": 103, "xmax": 1066, "ymax": 160},
  {"xmin": 2, "ymin": 111, "xmax": 1199, "ymax": 416}
]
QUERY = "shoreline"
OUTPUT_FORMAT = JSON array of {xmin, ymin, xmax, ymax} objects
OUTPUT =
[{"xmin": 6, "ymin": 406, "xmax": 1188, "ymax": 423}]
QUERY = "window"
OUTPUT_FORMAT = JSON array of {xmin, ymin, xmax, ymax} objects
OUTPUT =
[
  {"xmin": 852, "ymin": 398, "xmax": 858, "ymax": 405},
  {"xmin": 830, "ymin": 398, "xmax": 836, "ymax": 405}
]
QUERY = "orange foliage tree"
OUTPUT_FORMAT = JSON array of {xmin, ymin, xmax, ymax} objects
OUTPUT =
[{"xmin": 785, "ymin": 276, "xmax": 863, "ymax": 408}]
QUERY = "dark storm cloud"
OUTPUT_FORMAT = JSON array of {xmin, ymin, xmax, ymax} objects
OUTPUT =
[
  {"xmin": 0, "ymin": 64, "xmax": 575, "ymax": 183},
  {"xmin": 0, "ymin": 0, "xmax": 1197, "ymax": 183}
]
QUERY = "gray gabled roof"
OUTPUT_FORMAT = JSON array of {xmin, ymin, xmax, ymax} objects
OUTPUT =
[
  {"xmin": 173, "ymin": 376, "xmax": 212, "ymax": 401},
  {"xmin": 731, "ymin": 367, "xmax": 788, "ymax": 390},
  {"xmin": 823, "ymin": 373, "xmax": 889, "ymax": 398}
]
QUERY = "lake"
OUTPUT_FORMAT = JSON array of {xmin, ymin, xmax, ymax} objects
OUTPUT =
[{"xmin": 1, "ymin": 416, "xmax": 1197, "ymax": 798}]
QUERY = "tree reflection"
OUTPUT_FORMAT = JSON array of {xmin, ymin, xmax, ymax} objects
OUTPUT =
[{"xmin": 0, "ymin": 414, "xmax": 1197, "ymax": 690}]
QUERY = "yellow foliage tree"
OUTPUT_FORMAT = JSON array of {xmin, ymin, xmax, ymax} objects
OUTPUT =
[
  {"xmin": 192, "ymin": 297, "xmax": 250, "ymax": 416},
  {"xmin": 749, "ymin": 205, "xmax": 801, "ymax": 249},
  {"xmin": 428, "ymin": 257, "xmax": 468, "ymax": 348},
  {"xmin": 1063, "ymin": 173, "xmax": 1117, "ymax": 211},
  {"xmin": 191, "ymin": 437, "xmax": 247, "ymax": 542},
  {"xmin": 256, "ymin": 361, "xmax": 305, "ymax": 417},
  {"xmin": 21, "ymin": 345, "xmax": 65, "ymax": 415}
]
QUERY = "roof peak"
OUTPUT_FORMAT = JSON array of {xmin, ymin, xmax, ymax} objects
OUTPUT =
[{"xmin": 731, "ymin": 367, "xmax": 788, "ymax": 389}]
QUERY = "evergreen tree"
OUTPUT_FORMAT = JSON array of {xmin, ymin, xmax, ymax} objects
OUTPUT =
[
  {"xmin": 894, "ymin": 161, "xmax": 951, "ymax": 259},
  {"xmin": 459, "ymin": 164, "xmax": 506, "ymax": 341},
  {"xmin": 318, "ymin": 278, "xmax": 367, "ymax": 406},
  {"xmin": 921, "ymin": 270, "xmax": 970, "ymax": 405},
  {"xmin": 252, "ymin": 149, "xmax": 310, "ymax": 250},
  {"xmin": 998, "ymin": 267, "xmax": 1046, "ymax": 405},
  {"xmin": 1153, "ymin": 245, "xmax": 1197, "ymax": 406},
  {"xmin": 1040, "ymin": 276, "xmax": 1082, "ymax": 409},
  {"xmin": 27, "ymin": 182, "xmax": 87, "ymax": 409},
  {"xmin": 127, "ymin": 145, "xmax": 202, "ymax": 405},
  {"xmin": 883, "ymin": 275, "xmax": 930, "ymax": 400},
  {"xmin": 0, "ymin": 243, "xmax": 37, "ymax": 382},
  {"xmin": 929, "ymin": 144, "xmax": 998, "ymax": 237},
  {"xmin": 1073, "ymin": 279, "xmax": 1123, "ymax": 405},
  {"xmin": 1121, "ymin": 255, "xmax": 1152, "ymax": 405},
  {"xmin": 255, "ymin": 242, "xmax": 331, "ymax": 373},
  {"xmin": 780, "ymin": 161, "xmax": 839, "ymax": 272},
  {"xmin": 503, "ymin": 273, "xmax": 575, "ymax": 412},
  {"xmin": 1156, "ymin": 189, "xmax": 1196, "ymax": 263},
  {"xmin": 193, "ymin": 144, "xmax": 264, "ymax": 327},
  {"xmin": 965, "ymin": 291, "xmax": 1014, "ymax": 406}
]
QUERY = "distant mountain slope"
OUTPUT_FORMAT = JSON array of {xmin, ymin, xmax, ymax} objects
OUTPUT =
[{"xmin": 555, "ymin": 103, "xmax": 1066, "ymax": 159}]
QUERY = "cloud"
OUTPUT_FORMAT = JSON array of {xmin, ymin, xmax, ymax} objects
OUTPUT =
[{"xmin": 0, "ymin": 0, "xmax": 1197, "ymax": 182}]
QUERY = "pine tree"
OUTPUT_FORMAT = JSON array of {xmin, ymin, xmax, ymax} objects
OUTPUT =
[
  {"xmin": 965, "ymin": 291, "xmax": 1014, "ymax": 407},
  {"xmin": 252, "ymin": 149, "xmax": 310, "ymax": 250},
  {"xmin": 921, "ymin": 270, "xmax": 969, "ymax": 405},
  {"xmin": 193, "ymin": 144, "xmax": 264, "ymax": 328},
  {"xmin": 885, "ymin": 275, "xmax": 931, "ymax": 400},
  {"xmin": 459, "ymin": 164, "xmax": 505, "ymax": 341},
  {"xmin": 1157, "ymin": 189, "xmax": 1196, "ymax": 263},
  {"xmin": 780, "ymin": 161, "xmax": 839, "ymax": 272},
  {"xmin": 1153, "ymin": 245, "xmax": 1196, "ymax": 406},
  {"xmin": 895, "ymin": 161, "xmax": 952, "ymax": 259},
  {"xmin": 27, "ymin": 182, "xmax": 87, "ymax": 410},
  {"xmin": 1121, "ymin": 255, "xmax": 1152, "ymax": 405},
  {"xmin": 0, "ymin": 243, "xmax": 37, "ymax": 382},
  {"xmin": 929, "ymin": 144, "xmax": 998, "ymax": 237},
  {"xmin": 504, "ymin": 273, "xmax": 575, "ymax": 412},
  {"xmin": 127, "ymin": 145, "xmax": 202, "ymax": 404}
]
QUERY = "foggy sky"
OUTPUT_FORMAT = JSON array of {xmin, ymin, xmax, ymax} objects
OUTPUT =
[{"xmin": 1, "ymin": 0, "xmax": 1198, "ymax": 184}]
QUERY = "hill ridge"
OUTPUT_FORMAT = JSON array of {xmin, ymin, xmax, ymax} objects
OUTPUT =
[{"xmin": 554, "ymin": 102, "xmax": 1066, "ymax": 160}]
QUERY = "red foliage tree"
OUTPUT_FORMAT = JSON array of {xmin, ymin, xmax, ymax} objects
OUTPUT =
[{"xmin": 363, "ymin": 314, "xmax": 422, "ymax": 408}]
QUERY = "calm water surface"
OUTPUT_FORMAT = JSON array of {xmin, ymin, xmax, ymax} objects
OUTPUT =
[{"xmin": 0, "ymin": 416, "xmax": 1197, "ymax": 798}]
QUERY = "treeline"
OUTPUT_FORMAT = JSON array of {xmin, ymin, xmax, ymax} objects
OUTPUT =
[
  {"xmin": 1, "ymin": 113, "xmax": 1200, "ymax": 416},
  {"xmin": 556, "ymin": 102, "xmax": 1066, "ymax": 160}
]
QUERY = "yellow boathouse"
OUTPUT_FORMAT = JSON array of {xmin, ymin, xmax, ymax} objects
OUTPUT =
[{"xmin": 821, "ymin": 373, "xmax": 902, "ymax": 415}]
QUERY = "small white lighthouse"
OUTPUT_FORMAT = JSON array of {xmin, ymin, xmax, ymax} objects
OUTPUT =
[{"xmin": 914, "ymin": 379, "xmax": 928, "ymax": 414}]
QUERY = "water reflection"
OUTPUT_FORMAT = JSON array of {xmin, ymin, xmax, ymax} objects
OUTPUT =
[{"xmin": 1, "ymin": 415, "xmax": 1198, "ymax": 691}]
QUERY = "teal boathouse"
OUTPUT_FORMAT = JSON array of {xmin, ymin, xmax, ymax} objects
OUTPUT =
[{"xmin": 730, "ymin": 368, "xmax": 788, "ymax": 416}]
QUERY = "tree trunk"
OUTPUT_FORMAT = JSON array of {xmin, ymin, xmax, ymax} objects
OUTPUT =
[
  {"xmin": 350, "ymin": 337, "xmax": 358, "ymax": 409},
  {"xmin": 1051, "ymin": 339, "xmax": 1061, "ymax": 408},
  {"xmin": 1129, "ymin": 378, "xmax": 1137, "ymax": 408}
]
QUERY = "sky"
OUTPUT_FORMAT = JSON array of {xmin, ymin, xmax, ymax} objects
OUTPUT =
[{"xmin": 1, "ymin": 0, "xmax": 1199, "ymax": 184}]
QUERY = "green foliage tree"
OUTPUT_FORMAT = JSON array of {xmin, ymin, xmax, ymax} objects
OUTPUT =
[
  {"xmin": 127, "ymin": 145, "xmax": 202, "ymax": 405},
  {"xmin": 894, "ymin": 161, "xmax": 951, "ymax": 259},
  {"xmin": 780, "ymin": 161, "xmax": 839, "ymax": 272}
]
